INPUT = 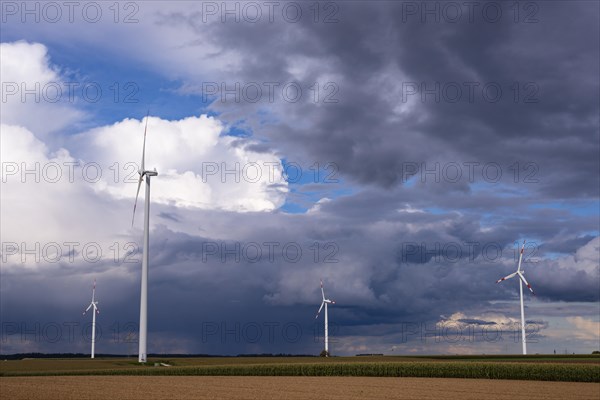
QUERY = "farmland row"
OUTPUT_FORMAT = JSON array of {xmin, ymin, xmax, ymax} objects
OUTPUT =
[{"xmin": 2, "ymin": 361, "xmax": 599, "ymax": 382}]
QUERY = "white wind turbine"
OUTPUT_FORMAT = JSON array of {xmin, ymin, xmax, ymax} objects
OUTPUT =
[
  {"xmin": 82, "ymin": 279, "xmax": 100, "ymax": 359},
  {"xmin": 132, "ymin": 113, "xmax": 158, "ymax": 363},
  {"xmin": 496, "ymin": 240, "xmax": 535, "ymax": 355},
  {"xmin": 315, "ymin": 279, "xmax": 335, "ymax": 356}
]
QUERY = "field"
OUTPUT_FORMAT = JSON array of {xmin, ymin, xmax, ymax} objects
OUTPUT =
[
  {"xmin": 1, "ymin": 355, "xmax": 598, "ymax": 399},
  {"xmin": 1, "ymin": 355, "xmax": 599, "ymax": 381},
  {"xmin": 2, "ymin": 376, "xmax": 600, "ymax": 400}
]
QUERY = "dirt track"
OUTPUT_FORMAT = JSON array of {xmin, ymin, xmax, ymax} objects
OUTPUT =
[{"xmin": 1, "ymin": 376, "xmax": 599, "ymax": 400}]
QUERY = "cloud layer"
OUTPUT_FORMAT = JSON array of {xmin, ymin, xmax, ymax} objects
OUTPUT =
[{"xmin": 1, "ymin": 2, "xmax": 598, "ymax": 356}]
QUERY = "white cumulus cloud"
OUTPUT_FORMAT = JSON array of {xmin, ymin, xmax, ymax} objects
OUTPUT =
[{"xmin": 0, "ymin": 41, "xmax": 85, "ymax": 136}]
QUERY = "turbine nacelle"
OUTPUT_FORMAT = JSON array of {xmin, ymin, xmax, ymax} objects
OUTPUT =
[
  {"xmin": 139, "ymin": 168, "xmax": 158, "ymax": 177},
  {"xmin": 83, "ymin": 302, "xmax": 100, "ymax": 315}
]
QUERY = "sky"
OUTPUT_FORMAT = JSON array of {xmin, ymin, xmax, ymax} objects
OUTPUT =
[{"xmin": 0, "ymin": 1, "xmax": 599, "ymax": 357}]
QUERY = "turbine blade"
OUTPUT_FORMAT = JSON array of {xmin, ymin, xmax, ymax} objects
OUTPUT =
[
  {"xmin": 131, "ymin": 174, "xmax": 144, "ymax": 226},
  {"xmin": 141, "ymin": 111, "xmax": 149, "ymax": 173},
  {"xmin": 517, "ymin": 240, "xmax": 526, "ymax": 272},
  {"xmin": 94, "ymin": 304, "xmax": 100, "ymax": 314},
  {"xmin": 83, "ymin": 303, "xmax": 92, "ymax": 315},
  {"xmin": 496, "ymin": 272, "xmax": 517, "ymax": 283},
  {"xmin": 320, "ymin": 280, "xmax": 325, "ymax": 301},
  {"xmin": 315, "ymin": 302, "xmax": 324, "ymax": 319},
  {"xmin": 518, "ymin": 272, "xmax": 535, "ymax": 295}
]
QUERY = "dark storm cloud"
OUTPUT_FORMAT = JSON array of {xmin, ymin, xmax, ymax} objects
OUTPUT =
[
  {"xmin": 1, "ymin": 200, "xmax": 597, "ymax": 354},
  {"xmin": 158, "ymin": 212, "xmax": 181, "ymax": 222},
  {"xmin": 540, "ymin": 235, "xmax": 598, "ymax": 255},
  {"xmin": 161, "ymin": 1, "xmax": 598, "ymax": 199}
]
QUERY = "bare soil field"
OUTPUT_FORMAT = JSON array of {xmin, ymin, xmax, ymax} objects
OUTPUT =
[{"xmin": 1, "ymin": 376, "xmax": 599, "ymax": 400}]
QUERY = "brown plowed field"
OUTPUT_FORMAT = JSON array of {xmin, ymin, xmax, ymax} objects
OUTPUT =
[{"xmin": 1, "ymin": 376, "xmax": 599, "ymax": 400}]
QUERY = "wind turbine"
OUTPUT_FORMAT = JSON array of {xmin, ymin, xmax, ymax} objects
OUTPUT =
[
  {"xmin": 132, "ymin": 113, "xmax": 158, "ymax": 363},
  {"xmin": 315, "ymin": 279, "xmax": 335, "ymax": 356},
  {"xmin": 82, "ymin": 279, "xmax": 100, "ymax": 359},
  {"xmin": 496, "ymin": 240, "xmax": 535, "ymax": 355}
]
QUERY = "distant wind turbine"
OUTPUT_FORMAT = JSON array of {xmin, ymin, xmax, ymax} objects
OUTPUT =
[
  {"xmin": 496, "ymin": 240, "xmax": 535, "ymax": 355},
  {"xmin": 132, "ymin": 113, "xmax": 158, "ymax": 363},
  {"xmin": 82, "ymin": 279, "xmax": 100, "ymax": 359},
  {"xmin": 315, "ymin": 279, "xmax": 335, "ymax": 356}
]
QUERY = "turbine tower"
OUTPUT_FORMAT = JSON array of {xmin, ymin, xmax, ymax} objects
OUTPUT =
[
  {"xmin": 82, "ymin": 279, "xmax": 100, "ymax": 359},
  {"xmin": 132, "ymin": 113, "xmax": 158, "ymax": 363},
  {"xmin": 315, "ymin": 279, "xmax": 335, "ymax": 356},
  {"xmin": 496, "ymin": 240, "xmax": 535, "ymax": 355}
]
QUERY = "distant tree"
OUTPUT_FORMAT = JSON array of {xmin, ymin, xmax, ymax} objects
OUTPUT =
[
  {"xmin": 592, "ymin": 350, "xmax": 600, "ymax": 355},
  {"xmin": 319, "ymin": 350, "xmax": 330, "ymax": 357}
]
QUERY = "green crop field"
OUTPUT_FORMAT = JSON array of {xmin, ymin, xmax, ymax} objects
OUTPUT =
[{"xmin": 1, "ymin": 355, "xmax": 598, "ymax": 382}]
